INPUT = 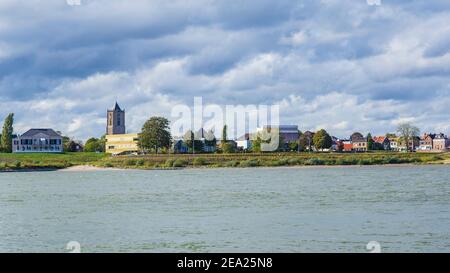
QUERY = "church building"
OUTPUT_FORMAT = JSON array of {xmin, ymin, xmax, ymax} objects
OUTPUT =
[{"xmin": 105, "ymin": 102, "xmax": 139, "ymax": 155}]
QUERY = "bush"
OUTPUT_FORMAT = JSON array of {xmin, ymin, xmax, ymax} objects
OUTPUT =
[
  {"xmin": 193, "ymin": 157, "xmax": 207, "ymax": 166},
  {"xmin": 225, "ymin": 160, "xmax": 240, "ymax": 167},
  {"xmin": 240, "ymin": 159, "xmax": 259, "ymax": 167},
  {"xmin": 287, "ymin": 158, "xmax": 301, "ymax": 165},
  {"xmin": 11, "ymin": 161, "xmax": 21, "ymax": 168},
  {"xmin": 125, "ymin": 159, "xmax": 136, "ymax": 166},
  {"xmin": 173, "ymin": 159, "xmax": 188, "ymax": 168},
  {"xmin": 305, "ymin": 158, "xmax": 325, "ymax": 165},
  {"xmin": 136, "ymin": 159, "xmax": 145, "ymax": 166},
  {"xmin": 165, "ymin": 159, "xmax": 175, "ymax": 167}
]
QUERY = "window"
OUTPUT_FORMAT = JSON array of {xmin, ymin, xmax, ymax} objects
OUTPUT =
[{"xmin": 117, "ymin": 114, "xmax": 121, "ymax": 126}]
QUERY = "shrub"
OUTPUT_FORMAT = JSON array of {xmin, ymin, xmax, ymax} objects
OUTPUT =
[
  {"xmin": 125, "ymin": 159, "xmax": 136, "ymax": 166},
  {"xmin": 305, "ymin": 158, "xmax": 324, "ymax": 165},
  {"xmin": 240, "ymin": 159, "xmax": 259, "ymax": 167},
  {"xmin": 14, "ymin": 161, "xmax": 22, "ymax": 168},
  {"xmin": 136, "ymin": 159, "xmax": 145, "ymax": 166},
  {"xmin": 193, "ymin": 157, "xmax": 207, "ymax": 166},
  {"xmin": 165, "ymin": 159, "xmax": 175, "ymax": 167},
  {"xmin": 173, "ymin": 159, "xmax": 188, "ymax": 168},
  {"xmin": 225, "ymin": 160, "xmax": 240, "ymax": 167},
  {"xmin": 287, "ymin": 158, "xmax": 300, "ymax": 165}
]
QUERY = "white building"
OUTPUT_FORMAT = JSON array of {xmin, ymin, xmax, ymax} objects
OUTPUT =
[{"xmin": 13, "ymin": 129, "xmax": 63, "ymax": 153}]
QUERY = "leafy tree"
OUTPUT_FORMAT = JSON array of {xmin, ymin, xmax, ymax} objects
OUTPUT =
[
  {"xmin": 299, "ymin": 131, "xmax": 315, "ymax": 151},
  {"xmin": 84, "ymin": 138, "xmax": 103, "ymax": 152},
  {"xmin": 386, "ymin": 133, "xmax": 397, "ymax": 138},
  {"xmin": 288, "ymin": 141, "xmax": 298, "ymax": 151},
  {"xmin": 221, "ymin": 125, "xmax": 228, "ymax": 144},
  {"xmin": 396, "ymin": 123, "xmax": 420, "ymax": 152},
  {"xmin": 367, "ymin": 133, "xmax": 374, "ymax": 151},
  {"xmin": 138, "ymin": 117, "xmax": 172, "ymax": 153},
  {"xmin": 313, "ymin": 129, "xmax": 332, "ymax": 151},
  {"xmin": 222, "ymin": 142, "xmax": 236, "ymax": 154},
  {"xmin": 1, "ymin": 113, "xmax": 14, "ymax": 153},
  {"xmin": 63, "ymin": 138, "xmax": 82, "ymax": 152},
  {"xmin": 251, "ymin": 136, "xmax": 262, "ymax": 153}
]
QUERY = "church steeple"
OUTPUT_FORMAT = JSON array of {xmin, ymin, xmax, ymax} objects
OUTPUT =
[{"xmin": 106, "ymin": 102, "xmax": 126, "ymax": 135}]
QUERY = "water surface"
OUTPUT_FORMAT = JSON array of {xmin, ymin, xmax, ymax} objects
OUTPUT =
[{"xmin": 1, "ymin": 166, "xmax": 449, "ymax": 252}]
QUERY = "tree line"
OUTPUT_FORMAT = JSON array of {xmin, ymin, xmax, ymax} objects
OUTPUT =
[{"xmin": 0, "ymin": 111, "xmax": 422, "ymax": 154}]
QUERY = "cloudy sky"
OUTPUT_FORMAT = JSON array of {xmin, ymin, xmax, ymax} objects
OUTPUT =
[{"xmin": 1, "ymin": 0, "xmax": 450, "ymax": 140}]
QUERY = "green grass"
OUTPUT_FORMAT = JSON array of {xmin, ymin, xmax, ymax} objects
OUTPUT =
[
  {"xmin": 0, "ymin": 152, "xmax": 106, "ymax": 171},
  {"xmin": 1, "ymin": 151, "xmax": 449, "ymax": 171}
]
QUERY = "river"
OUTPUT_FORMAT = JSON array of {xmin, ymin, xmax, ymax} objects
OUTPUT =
[{"xmin": 0, "ymin": 165, "xmax": 449, "ymax": 252}]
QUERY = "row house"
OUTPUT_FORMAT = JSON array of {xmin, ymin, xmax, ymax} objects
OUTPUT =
[
  {"xmin": 373, "ymin": 136, "xmax": 391, "ymax": 150},
  {"xmin": 418, "ymin": 133, "xmax": 450, "ymax": 152},
  {"xmin": 432, "ymin": 134, "xmax": 450, "ymax": 151},
  {"xmin": 351, "ymin": 132, "xmax": 368, "ymax": 152},
  {"xmin": 390, "ymin": 137, "xmax": 420, "ymax": 152}
]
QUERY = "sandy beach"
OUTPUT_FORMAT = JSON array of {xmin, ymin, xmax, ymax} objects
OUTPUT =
[{"xmin": 58, "ymin": 165, "xmax": 115, "ymax": 172}]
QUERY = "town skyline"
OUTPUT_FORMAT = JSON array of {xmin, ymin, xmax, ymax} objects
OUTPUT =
[{"xmin": 1, "ymin": 1, "xmax": 450, "ymax": 140}]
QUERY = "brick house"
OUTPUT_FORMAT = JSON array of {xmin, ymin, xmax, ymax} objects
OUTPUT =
[
  {"xmin": 418, "ymin": 133, "xmax": 435, "ymax": 151},
  {"xmin": 432, "ymin": 134, "xmax": 450, "ymax": 151},
  {"xmin": 373, "ymin": 136, "xmax": 391, "ymax": 150}
]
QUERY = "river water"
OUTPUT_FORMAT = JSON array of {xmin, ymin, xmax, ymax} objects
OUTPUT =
[{"xmin": 0, "ymin": 165, "xmax": 449, "ymax": 253}]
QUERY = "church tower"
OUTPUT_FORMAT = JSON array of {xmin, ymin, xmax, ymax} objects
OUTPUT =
[{"xmin": 106, "ymin": 102, "xmax": 126, "ymax": 135}]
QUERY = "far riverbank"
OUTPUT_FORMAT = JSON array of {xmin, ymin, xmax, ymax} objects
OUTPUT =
[{"xmin": 1, "ymin": 152, "xmax": 449, "ymax": 172}]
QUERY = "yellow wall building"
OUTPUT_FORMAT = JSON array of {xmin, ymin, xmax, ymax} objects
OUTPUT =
[{"xmin": 105, "ymin": 134, "xmax": 140, "ymax": 155}]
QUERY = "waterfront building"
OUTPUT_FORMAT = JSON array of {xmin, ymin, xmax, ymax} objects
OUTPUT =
[
  {"xmin": 258, "ymin": 125, "xmax": 299, "ymax": 144},
  {"xmin": 351, "ymin": 132, "xmax": 367, "ymax": 152},
  {"xmin": 418, "ymin": 133, "xmax": 435, "ymax": 151},
  {"xmin": 373, "ymin": 136, "xmax": 391, "ymax": 150},
  {"xmin": 12, "ymin": 129, "xmax": 63, "ymax": 153},
  {"xmin": 432, "ymin": 134, "xmax": 450, "ymax": 151},
  {"xmin": 342, "ymin": 140, "xmax": 353, "ymax": 152},
  {"xmin": 105, "ymin": 134, "xmax": 140, "ymax": 155}
]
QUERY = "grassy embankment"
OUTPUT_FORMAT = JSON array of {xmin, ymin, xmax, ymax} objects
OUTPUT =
[
  {"xmin": 0, "ymin": 152, "xmax": 106, "ymax": 171},
  {"xmin": 0, "ymin": 152, "xmax": 449, "ymax": 171}
]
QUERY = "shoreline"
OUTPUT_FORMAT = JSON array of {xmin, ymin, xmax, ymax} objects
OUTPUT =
[
  {"xmin": 1, "ymin": 162, "xmax": 447, "ymax": 173},
  {"xmin": 1, "ymin": 152, "xmax": 448, "ymax": 173}
]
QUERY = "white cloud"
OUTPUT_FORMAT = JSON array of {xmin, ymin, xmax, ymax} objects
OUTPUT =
[{"xmin": 0, "ymin": 0, "xmax": 450, "ymax": 140}]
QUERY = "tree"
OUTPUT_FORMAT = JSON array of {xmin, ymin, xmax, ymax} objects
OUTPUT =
[
  {"xmin": 138, "ymin": 117, "xmax": 172, "ymax": 153},
  {"xmin": 288, "ymin": 141, "xmax": 298, "ymax": 151},
  {"xmin": 367, "ymin": 133, "xmax": 374, "ymax": 151},
  {"xmin": 63, "ymin": 138, "xmax": 82, "ymax": 152},
  {"xmin": 221, "ymin": 125, "xmax": 228, "ymax": 144},
  {"xmin": 84, "ymin": 138, "xmax": 103, "ymax": 152},
  {"xmin": 251, "ymin": 136, "xmax": 262, "ymax": 153},
  {"xmin": 299, "ymin": 131, "xmax": 315, "ymax": 152},
  {"xmin": 222, "ymin": 142, "xmax": 236, "ymax": 154},
  {"xmin": 313, "ymin": 129, "xmax": 332, "ymax": 151},
  {"xmin": 396, "ymin": 123, "xmax": 420, "ymax": 152},
  {"xmin": 1, "ymin": 113, "xmax": 14, "ymax": 153}
]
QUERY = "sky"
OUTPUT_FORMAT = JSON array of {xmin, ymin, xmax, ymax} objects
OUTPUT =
[{"xmin": 1, "ymin": 0, "xmax": 450, "ymax": 141}]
